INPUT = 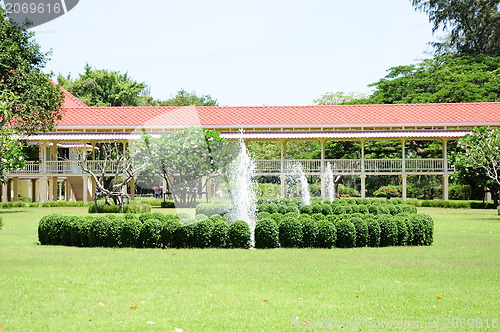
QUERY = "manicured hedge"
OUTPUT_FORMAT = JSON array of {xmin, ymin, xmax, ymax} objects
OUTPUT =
[
  {"xmin": 88, "ymin": 203, "xmax": 151, "ymax": 214},
  {"xmin": 195, "ymin": 203, "xmax": 231, "ymax": 217},
  {"xmin": 39, "ymin": 199, "xmax": 434, "ymax": 249}
]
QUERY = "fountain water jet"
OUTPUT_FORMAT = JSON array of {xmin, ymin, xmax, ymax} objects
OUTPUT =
[
  {"xmin": 289, "ymin": 163, "xmax": 311, "ymax": 205},
  {"xmin": 229, "ymin": 135, "xmax": 257, "ymax": 247},
  {"xmin": 324, "ymin": 162, "xmax": 336, "ymax": 202}
]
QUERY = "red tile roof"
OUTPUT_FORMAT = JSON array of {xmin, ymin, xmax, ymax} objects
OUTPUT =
[
  {"xmin": 60, "ymin": 87, "xmax": 88, "ymax": 108},
  {"xmin": 57, "ymin": 102, "xmax": 500, "ymax": 129}
]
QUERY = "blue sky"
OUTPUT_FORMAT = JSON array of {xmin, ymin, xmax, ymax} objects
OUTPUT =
[{"xmin": 26, "ymin": 0, "xmax": 439, "ymax": 106}]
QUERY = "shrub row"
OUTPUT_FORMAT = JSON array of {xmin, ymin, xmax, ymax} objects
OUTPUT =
[
  {"xmin": 0, "ymin": 200, "xmax": 91, "ymax": 208},
  {"xmin": 88, "ymin": 203, "xmax": 152, "ymax": 214},
  {"xmin": 294, "ymin": 203, "xmax": 416, "ymax": 216},
  {"xmin": 195, "ymin": 203, "xmax": 232, "ymax": 217},
  {"xmin": 255, "ymin": 211, "xmax": 433, "ymax": 248},
  {"xmin": 38, "ymin": 213, "xmax": 251, "ymax": 249},
  {"xmin": 406, "ymin": 199, "xmax": 498, "ymax": 209}
]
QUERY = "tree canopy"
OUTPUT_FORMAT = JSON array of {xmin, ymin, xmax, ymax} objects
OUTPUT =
[
  {"xmin": 157, "ymin": 89, "xmax": 218, "ymax": 106},
  {"xmin": 57, "ymin": 64, "xmax": 151, "ymax": 107},
  {"xmin": 365, "ymin": 54, "xmax": 500, "ymax": 104},
  {"xmin": 134, "ymin": 127, "xmax": 236, "ymax": 206},
  {"xmin": 0, "ymin": 8, "xmax": 63, "ymax": 133},
  {"xmin": 411, "ymin": 0, "xmax": 500, "ymax": 56},
  {"xmin": 452, "ymin": 127, "xmax": 500, "ymax": 204}
]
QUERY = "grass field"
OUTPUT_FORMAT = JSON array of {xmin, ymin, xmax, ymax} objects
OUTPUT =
[{"xmin": 0, "ymin": 207, "xmax": 499, "ymax": 331}]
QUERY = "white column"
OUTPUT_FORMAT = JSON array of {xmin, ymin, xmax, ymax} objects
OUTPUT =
[
  {"xmin": 320, "ymin": 140, "xmax": 326, "ymax": 199},
  {"xmin": 1, "ymin": 181, "xmax": 8, "ymax": 203},
  {"xmin": 39, "ymin": 177, "xmax": 47, "ymax": 202},
  {"xmin": 360, "ymin": 175, "xmax": 366, "ymax": 199},
  {"xmin": 82, "ymin": 176, "xmax": 89, "ymax": 202},
  {"xmin": 401, "ymin": 139, "xmax": 406, "ymax": 174},
  {"xmin": 443, "ymin": 175, "xmax": 449, "ymax": 201},
  {"xmin": 280, "ymin": 140, "xmax": 287, "ymax": 198},
  {"xmin": 402, "ymin": 175, "xmax": 408, "ymax": 201},
  {"xmin": 12, "ymin": 177, "xmax": 19, "ymax": 202}
]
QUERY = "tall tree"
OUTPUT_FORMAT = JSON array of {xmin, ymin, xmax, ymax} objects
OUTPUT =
[
  {"xmin": 313, "ymin": 91, "xmax": 369, "ymax": 105},
  {"xmin": 0, "ymin": 8, "xmax": 63, "ymax": 133},
  {"xmin": 134, "ymin": 127, "xmax": 236, "ymax": 206},
  {"xmin": 158, "ymin": 89, "xmax": 218, "ymax": 106},
  {"xmin": 58, "ymin": 64, "xmax": 151, "ymax": 106},
  {"xmin": 411, "ymin": 0, "xmax": 500, "ymax": 56},
  {"xmin": 452, "ymin": 127, "xmax": 500, "ymax": 205},
  {"xmin": 366, "ymin": 54, "xmax": 500, "ymax": 104}
]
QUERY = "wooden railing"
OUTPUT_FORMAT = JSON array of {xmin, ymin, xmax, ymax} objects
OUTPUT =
[{"xmin": 7, "ymin": 158, "xmax": 454, "ymax": 176}]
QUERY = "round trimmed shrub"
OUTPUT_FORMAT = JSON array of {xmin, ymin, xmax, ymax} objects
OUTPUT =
[
  {"xmin": 160, "ymin": 218, "xmax": 180, "ymax": 248},
  {"xmin": 350, "ymin": 217, "xmax": 368, "ymax": 247},
  {"xmin": 315, "ymin": 220, "xmax": 336, "ymax": 248},
  {"xmin": 255, "ymin": 218, "xmax": 279, "ymax": 249},
  {"xmin": 284, "ymin": 205, "xmax": 300, "ymax": 215},
  {"xmin": 139, "ymin": 212, "xmax": 168, "ymax": 223},
  {"xmin": 211, "ymin": 219, "xmax": 229, "ymax": 248},
  {"xmin": 325, "ymin": 215, "xmax": 338, "ymax": 224},
  {"xmin": 284, "ymin": 211, "xmax": 299, "ymax": 219},
  {"xmin": 270, "ymin": 213, "xmax": 283, "ymax": 225},
  {"xmin": 300, "ymin": 216, "xmax": 317, "ymax": 248},
  {"xmin": 321, "ymin": 204, "xmax": 333, "ymax": 216},
  {"xmin": 71, "ymin": 216, "xmax": 93, "ymax": 247},
  {"xmin": 368, "ymin": 205, "xmax": 380, "ymax": 214},
  {"xmin": 311, "ymin": 204, "xmax": 323, "ymax": 214},
  {"xmin": 357, "ymin": 205, "xmax": 369, "ymax": 214},
  {"xmin": 192, "ymin": 219, "xmax": 214, "ymax": 248},
  {"xmin": 366, "ymin": 217, "xmax": 381, "ymax": 247},
  {"xmin": 335, "ymin": 220, "xmax": 356, "ymax": 248},
  {"xmin": 60, "ymin": 216, "xmax": 77, "ymax": 246},
  {"xmin": 38, "ymin": 214, "xmax": 66, "ymax": 245},
  {"xmin": 140, "ymin": 219, "xmax": 162, "ymax": 248},
  {"xmin": 311, "ymin": 213, "xmax": 325, "ymax": 221},
  {"xmin": 89, "ymin": 216, "xmax": 113, "ymax": 247},
  {"xmin": 106, "ymin": 216, "xmax": 123, "ymax": 247},
  {"xmin": 279, "ymin": 218, "xmax": 303, "ymax": 248},
  {"xmin": 394, "ymin": 217, "xmax": 409, "ymax": 246},
  {"xmin": 121, "ymin": 218, "xmax": 143, "ymax": 247},
  {"xmin": 300, "ymin": 205, "xmax": 313, "ymax": 214},
  {"xmin": 267, "ymin": 203, "xmax": 279, "ymax": 214},
  {"xmin": 228, "ymin": 220, "xmax": 251, "ymax": 249},
  {"xmin": 377, "ymin": 215, "xmax": 398, "ymax": 247},
  {"xmin": 257, "ymin": 212, "xmax": 272, "ymax": 221}
]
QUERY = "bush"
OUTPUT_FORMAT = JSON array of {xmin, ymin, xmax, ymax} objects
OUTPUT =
[
  {"xmin": 300, "ymin": 216, "xmax": 317, "ymax": 248},
  {"xmin": 228, "ymin": 220, "xmax": 251, "ymax": 249},
  {"xmin": 192, "ymin": 219, "xmax": 214, "ymax": 248},
  {"xmin": 321, "ymin": 204, "xmax": 333, "ymax": 216},
  {"xmin": 60, "ymin": 216, "xmax": 77, "ymax": 246},
  {"xmin": 366, "ymin": 218, "xmax": 381, "ymax": 247},
  {"xmin": 160, "ymin": 200, "xmax": 175, "ymax": 208},
  {"xmin": 71, "ymin": 216, "xmax": 93, "ymax": 247},
  {"xmin": 335, "ymin": 220, "xmax": 356, "ymax": 248},
  {"xmin": 121, "ymin": 218, "xmax": 143, "ymax": 247},
  {"xmin": 350, "ymin": 217, "xmax": 368, "ymax": 247},
  {"xmin": 38, "ymin": 214, "xmax": 67, "ymax": 245},
  {"xmin": 88, "ymin": 203, "xmax": 151, "ymax": 214},
  {"xmin": 470, "ymin": 202, "xmax": 497, "ymax": 209},
  {"xmin": 140, "ymin": 219, "xmax": 162, "ymax": 248},
  {"xmin": 315, "ymin": 220, "xmax": 336, "ymax": 248},
  {"xmin": 311, "ymin": 204, "xmax": 323, "ymax": 214},
  {"xmin": 373, "ymin": 185, "xmax": 402, "ymax": 198},
  {"xmin": 211, "ymin": 219, "xmax": 229, "ymax": 248},
  {"xmin": 89, "ymin": 216, "xmax": 112, "ymax": 247},
  {"xmin": 377, "ymin": 215, "xmax": 398, "ymax": 247},
  {"xmin": 449, "ymin": 184, "xmax": 472, "ymax": 200},
  {"xmin": 160, "ymin": 217, "xmax": 181, "ymax": 248},
  {"xmin": 394, "ymin": 217, "xmax": 409, "ymax": 246},
  {"xmin": 139, "ymin": 212, "xmax": 168, "ymax": 222},
  {"xmin": 257, "ymin": 212, "xmax": 272, "ymax": 221},
  {"xmin": 299, "ymin": 204, "xmax": 313, "ymax": 214},
  {"xmin": 173, "ymin": 223, "xmax": 196, "ymax": 248},
  {"xmin": 279, "ymin": 218, "xmax": 303, "ymax": 248},
  {"xmin": 255, "ymin": 219, "xmax": 280, "ymax": 249},
  {"xmin": 311, "ymin": 213, "xmax": 325, "ymax": 221},
  {"xmin": 195, "ymin": 203, "xmax": 231, "ymax": 217}
]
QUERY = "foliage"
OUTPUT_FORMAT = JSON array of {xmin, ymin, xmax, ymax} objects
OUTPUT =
[
  {"xmin": 335, "ymin": 220, "xmax": 356, "ymax": 248},
  {"xmin": 377, "ymin": 215, "xmax": 399, "ymax": 247},
  {"xmin": 366, "ymin": 218, "xmax": 381, "ymax": 247},
  {"xmin": 366, "ymin": 55, "xmax": 500, "ymax": 104},
  {"xmin": 0, "ymin": 128, "xmax": 25, "ymax": 182},
  {"xmin": 411, "ymin": 0, "xmax": 500, "ymax": 56},
  {"xmin": 0, "ymin": 8, "xmax": 64, "ymax": 133},
  {"xmin": 134, "ymin": 128, "xmax": 237, "ymax": 206},
  {"xmin": 254, "ymin": 218, "xmax": 280, "ymax": 249},
  {"xmin": 449, "ymin": 184, "xmax": 472, "ymax": 200},
  {"xmin": 192, "ymin": 218, "xmax": 214, "ymax": 248},
  {"xmin": 121, "ymin": 219, "xmax": 142, "ymax": 247},
  {"xmin": 373, "ymin": 185, "xmax": 402, "ymax": 198},
  {"xmin": 453, "ymin": 127, "xmax": 500, "ymax": 204},
  {"xmin": 88, "ymin": 203, "xmax": 151, "ymax": 214},
  {"xmin": 313, "ymin": 91, "xmax": 369, "ymax": 105},
  {"xmin": 210, "ymin": 219, "xmax": 229, "ymax": 248},
  {"xmin": 278, "ymin": 217, "xmax": 303, "ymax": 248},
  {"xmin": 300, "ymin": 216, "xmax": 317, "ymax": 247},
  {"xmin": 314, "ymin": 220, "xmax": 336, "ymax": 248},
  {"xmin": 157, "ymin": 89, "xmax": 218, "ymax": 106},
  {"xmin": 139, "ymin": 219, "xmax": 162, "ymax": 248},
  {"xmin": 195, "ymin": 203, "xmax": 231, "ymax": 217},
  {"xmin": 228, "ymin": 220, "xmax": 251, "ymax": 249},
  {"xmin": 58, "ymin": 63, "xmax": 150, "ymax": 106}
]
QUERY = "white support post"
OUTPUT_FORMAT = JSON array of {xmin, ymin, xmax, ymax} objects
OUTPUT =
[
  {"xmin": 82, "ymin": 176, "xmax": 89, "ymax": 202},
  {"xmin": 402, "ymin": 175, "xmax": 408, "ymax": 201},
  {"xmin": 12, "ymin": 177, "xmax": 19, "ymax": 202},
  {"xmin": 280, "ymin": 140, "xmax": 287, "ymax": 198},
  {"xmin": 320, "ymin": 140, "xmax": 326, "ymax": 200},
  {"xmin": 1, "ymin": 181, "xmax": 8, "ymax": 203},
  {"xmin": 39, "ymin": 177, "xmax": 47, "ymax": 203},
  {"xmin": 360, "ymin": 175, "xmax": 366, "ymax": 199},
  {"xmin": 443, "ymin": 175, "xmax": 449, "ymax": 201},
  {"xmin": 401, "ymin": 139, "xmax": 406, "ymax": 174}
]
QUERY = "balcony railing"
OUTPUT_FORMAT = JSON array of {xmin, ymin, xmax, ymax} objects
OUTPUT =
[{"xmin": 7, "ymin": 158, "xmax": 454, "ymax": 176}]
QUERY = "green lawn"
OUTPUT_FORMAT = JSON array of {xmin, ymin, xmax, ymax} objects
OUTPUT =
[{"xmin": 0, "ymin": 207, "xmax": 499, "ymax": 331}]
